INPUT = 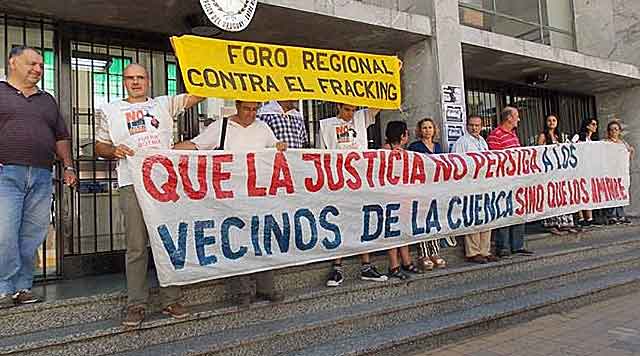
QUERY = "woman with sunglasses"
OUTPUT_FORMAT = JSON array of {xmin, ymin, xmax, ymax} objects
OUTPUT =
[{"xmin": 572, "ymin": 118, "xmax": 600, "ymax": 226}]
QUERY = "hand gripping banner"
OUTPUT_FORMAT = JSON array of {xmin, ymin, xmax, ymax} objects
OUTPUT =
[
  {"xmin": 128, "ymin": 142, "xmax": 629, "ymax": 286},
  {"xmin": 171, "ymin": 35, "xmax": 402, "ymax": 109}
]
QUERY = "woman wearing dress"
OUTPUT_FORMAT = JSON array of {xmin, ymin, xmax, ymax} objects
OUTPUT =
[
  {"xmin": 407, "ymin": 118, "xmax": 447, "ymax": 271},
  {"xmin": 537, "ymin": 114, "xmax": 578, "ymax": 235}
]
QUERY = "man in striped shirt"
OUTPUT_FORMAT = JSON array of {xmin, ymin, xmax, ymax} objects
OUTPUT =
[{"xmin": 487, "ymin": 107, "xmax": 534, "ymax": 258}]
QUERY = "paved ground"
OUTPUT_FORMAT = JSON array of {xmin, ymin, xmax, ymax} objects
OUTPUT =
[{"xmin": 412, "ymin": 290, "xmax": 640, "ymax": 356}]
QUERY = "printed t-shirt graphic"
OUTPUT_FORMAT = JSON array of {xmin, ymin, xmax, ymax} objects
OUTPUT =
[{"xmin": 95, "ymin": 94, "xmax": 188, "ymax": 187}]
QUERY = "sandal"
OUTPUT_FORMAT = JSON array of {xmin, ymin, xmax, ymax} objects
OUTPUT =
[
  {"xmin": 418, "ymin": 257, "xmax": 434, "ymax": 271},
  {"xmin": 401, "ymin": 263, "xmax": 425, "ymax": 274},
  {"xmin": 430, "ymin": 255, "xmax": 447, "ymax": 269}
]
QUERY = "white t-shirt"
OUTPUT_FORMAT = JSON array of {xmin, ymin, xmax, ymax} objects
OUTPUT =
[
  {"xmin": 95, "ymin": 94, "xmax": 187, "ymax": 187},
  {"xmin": 191, "ymin": 118, "xmax": 278, "ymax": 151},
  {"xmin": 319, "ymin": 109, "xmax": 376, "ymax": 149}
]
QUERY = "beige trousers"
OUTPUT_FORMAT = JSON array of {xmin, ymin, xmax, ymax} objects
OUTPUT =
[{"xmin": 464, "ymin": 230, "xmax": 492, "ymax": 257}]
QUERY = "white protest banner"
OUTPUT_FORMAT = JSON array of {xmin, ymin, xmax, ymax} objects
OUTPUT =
[{"xmin": 128, "ymin": 142, "xmax": 629, "ymax": 286}]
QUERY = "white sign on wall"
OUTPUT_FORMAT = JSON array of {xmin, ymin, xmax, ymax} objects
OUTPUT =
[{"xmin": 200, "ymin": 0, "xmax": 258, "ymax": 32}]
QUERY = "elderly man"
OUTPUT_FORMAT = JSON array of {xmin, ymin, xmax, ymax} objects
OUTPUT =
[
  {"xmin": 453, "ymin": 116, "xmax": 498, "ymax": 264},
  {"xmin": 257, "ymin": 100, "xmax": 308, "ymax": 148},
  {"xmin": 0, "ymin": 46, "xmax": 77, "ymax": 308},
  {"xmin": 175, "ymin": 100, "xmax": 286, "ymax": 306},
  {"xmin": 95, "ymin": 63, "xmax": 204, "ymax": 327},
  {"xmin": 319, "ymin": 103, "xmax": 389, "ymax": 287},
  {"xmin": 487, "ymin": 107, "xmax": 534, "ymax": 259}
]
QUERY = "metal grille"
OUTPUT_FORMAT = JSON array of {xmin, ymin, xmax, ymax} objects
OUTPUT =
[
  {"xmin": 0, "ymin": 13, "xmax": 60, "ymax": 280},
  {"xmin": 65, "ymin": 40, "xmax": 184, "ymax": 256},
  {"xmin": 465, "ymin": 78, "xmax": 596, "ymax": 144}
]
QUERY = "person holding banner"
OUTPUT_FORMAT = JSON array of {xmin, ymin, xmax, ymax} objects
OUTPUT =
[
  {"xmin": 320, "ymin": 103, "xmax": 389, "ymax": 287},
  {"xmin": 487, "ymin": 107, "xmax": 534, "ymax": 258},
  {"xmin": 453, "ymin": 116, "xmax": 499, "ymax": 264},
  {"xmin": 95, "ymin": 63, "xmax": 204, "ymax": 327},
  {"xmin": 537, "ymin": 114, "xmax": 578, "ymax": 235},
  {"xmin": 407, "ymin": 118, "xmax": 448, "ymax": 271},
  {"xmin": 571, "ymin": 118, "xmax": 601, "ymax": 227},
  {"xmin": 383, "ymin": 121, "xmax": 423, "ymax": 279},
  {"xmin": 257, "ymin": 100, "xmax": 308, "ymax": 148},
  {"xmin": 174, "ymin": 100, "xmax": 287, "ymax": 306},
  {"xmin": 604, "ymin": 120, "xmax": 634, "ymax": 224}
]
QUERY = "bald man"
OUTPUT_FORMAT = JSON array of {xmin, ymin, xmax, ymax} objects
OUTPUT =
[{"xmin": 95, "ymin": 63, "xmax": 204, "ymax": 327}]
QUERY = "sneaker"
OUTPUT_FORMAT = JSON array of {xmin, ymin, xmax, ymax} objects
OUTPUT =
[
  {"xmin": 0, "ymin": 294, "xmax": 14, "ymax": 309},
  {"xmin": 162, "ymin": 303, "xmax": 189, "ymax": 319},
  {"xmin": 326, "ymin": 266, "xmax": 344, "ymax": 287},
  {"xmin": 388, "ymin": 268, "xmax": 410, "ymax": 280},
  {"xmin": 13, "ymin": 290, "xmax": 40, "ymax": 304},
  {"xmin": 619, "ymin": 218, "xmax": 632, "ymax": 224},
  {"xmin": 122, "ymin": 306, "xmax": 145, "ymax": 327},
  {"xmin": 515, "ymin": 249, "xmax": 534, "ymax": 256},
  {"xmin": 360, "ymin": 264, "xmax": 388, "ymax": 282},
  {"xmin": 256, "ymin": 291, "xmax": 284, "ymax": 302}
]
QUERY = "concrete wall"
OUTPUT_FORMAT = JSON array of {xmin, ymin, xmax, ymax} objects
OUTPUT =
[{"xmin": 575, "ymin": 0, "xmax": 640, "ymax": 215}]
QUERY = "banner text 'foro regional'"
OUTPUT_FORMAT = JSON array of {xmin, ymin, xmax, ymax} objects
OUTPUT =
[
  {"xmin": 129, "ymin": 142, "xmax": 629, "ymax": 287},
  {"xmin": 171, "ymin": 35, "xmax": 402, "ymax": 109}
]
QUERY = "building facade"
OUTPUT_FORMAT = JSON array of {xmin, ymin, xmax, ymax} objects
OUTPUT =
[{"xmin": 0, "ymin": 0, "xmax": 637, "ymax": 280}]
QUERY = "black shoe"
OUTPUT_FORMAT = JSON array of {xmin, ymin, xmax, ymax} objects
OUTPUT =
[
  {"xmin": 578, "ymin": 219, "xmax": 590, "ymax": 227},
  {"xmin": 496, "ymin": 250, "xmax": 512, "ymax": 259},
  {"xmin": 619, "ymin": 217, "xmax": 632, "ymax": 224},
  {"xmin": 515, "ymin": 249, "xmax": 534, "ymax": 256},
  {"xmin": 360, "ymin": 264, "xmax": 388, "ymax": 282},
  {"xmin": 388, "ymin": 268, "xmax": 410, "ymax": 280},
  {"xmin": 326, "ymin": 266, "xmax": 344, "ymax": 287},
  {"xmin": 590, "ymin": 219, "xmax": 602, "ymax": 226}
]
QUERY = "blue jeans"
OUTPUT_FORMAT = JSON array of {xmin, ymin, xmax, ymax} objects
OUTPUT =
[
  {"xmin": 0, "ymin": 165, "xmax": 52, "ymax": 295},
  {"xmin": 607, "ymin": 207, "xmax": 625, "ymax": 219},
  {"xmin": 494, "ymin": 224, "xmax": 525, "ymax": 255}
]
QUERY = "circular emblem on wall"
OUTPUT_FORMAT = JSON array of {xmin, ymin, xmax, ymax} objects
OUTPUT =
[{"xmin": 199, "ymin": 0, "xmax": 258, "ymax": 32}]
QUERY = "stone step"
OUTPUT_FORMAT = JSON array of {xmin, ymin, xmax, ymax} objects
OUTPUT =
[
  {"xmin": 107, "ymin": 256, "xmax": 640, "ymax": 356},
  {"xmin": 283, "ymin": 271, "xmax": 640, "ymax": 356},
  {"xmin": 3, "ymin": 240, "xmax": 639, "ymax": 356},
  {"xmin": 1, "ymin": 226, "xmax": 638, "ymax": 340}
]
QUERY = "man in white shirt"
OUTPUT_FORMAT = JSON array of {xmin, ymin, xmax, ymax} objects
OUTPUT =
[
  {"xmin": 174, "ymin": 100, "xmax": 286, "ymax": 306},
  {"xmin": 452, "ymin": 116, "xmax": 498, "ymax": 264},
  {"xmin": 95, "ymin": 64, "xmax": 204, "ymax": 327},
  {"xmin": 319, "ymin": 103, "xmax": 388, "ymax": 287}
]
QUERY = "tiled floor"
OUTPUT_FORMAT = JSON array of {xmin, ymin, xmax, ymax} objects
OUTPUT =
[{"xmin": 413, "ymin": 290, "xmax": 640, "ymax": 356}]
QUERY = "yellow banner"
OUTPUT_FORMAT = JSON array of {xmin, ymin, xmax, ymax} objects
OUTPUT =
[{"xmin": 171, "ymin": 35, "xmax": 401, "ymax": 109}]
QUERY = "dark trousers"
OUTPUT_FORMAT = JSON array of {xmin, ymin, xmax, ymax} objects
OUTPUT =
[
  {"xmin": 229, "ymin": 271, "xmax": 275, "ymax": 297},
  {"xmin": 494, "ymin": 224, "xmax": 525, "ymax": 255}
]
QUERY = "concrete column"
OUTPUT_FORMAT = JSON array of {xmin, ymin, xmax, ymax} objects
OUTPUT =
[
  {"xmin": 580, "ymin": 0, "xmax": 640, "ymax": 215},
  {"xmin": 383, "ymin": 0, "xmax": 466, "ymax": 150},
  {"xmin": 427, "ymin": 0, "xmax": 467, "ymax": 151},
  {"xmin": 382, "ymin": 39, "xmax": 439, "ymax": 141},
  {"xmin": 573, "ymin": 0, "xmax": 615, "ymax": 58}
]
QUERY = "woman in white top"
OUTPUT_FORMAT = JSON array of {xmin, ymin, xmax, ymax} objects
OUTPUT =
[{"xmin": 604, "ymin": 120, "xmax": 634, "ymax": 224}]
